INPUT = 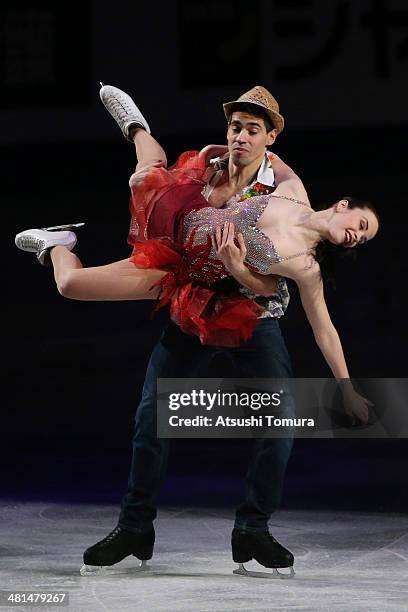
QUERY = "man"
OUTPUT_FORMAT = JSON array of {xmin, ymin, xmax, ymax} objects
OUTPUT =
[{"xmin": 81, "ymin": 85, "xmax": 300, "ymax": 577}]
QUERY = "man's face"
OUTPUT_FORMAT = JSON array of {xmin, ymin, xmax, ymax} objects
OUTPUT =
[{"xmin": 227, "ymin": 111, "xmax": 277, "ymax": 167}]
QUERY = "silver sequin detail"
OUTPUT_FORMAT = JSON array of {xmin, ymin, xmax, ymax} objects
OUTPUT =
[
  {"xmin": 183, "ymin": 193, "xmax": 312, "ymax": 275},
  {"xmin": 182, "ymin": 192, "xmax": 313, "ymax": 318}
]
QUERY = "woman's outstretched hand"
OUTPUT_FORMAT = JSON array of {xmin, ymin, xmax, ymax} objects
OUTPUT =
[
  {"xmin": 212, "ymin": 222, "xmax": 246, "ymax": 274},
  {"xmin": 342, "ymin": 386, "xmax": 374, "ymax": 425}
]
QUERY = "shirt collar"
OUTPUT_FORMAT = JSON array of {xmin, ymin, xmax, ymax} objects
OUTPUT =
[
  {"xmin": 209, "ymin": 151, "xmax": 275, "ymax": 187},
  {"xmin": 257, "ymin": 152, "xmax": 275, "ymax": 187}
]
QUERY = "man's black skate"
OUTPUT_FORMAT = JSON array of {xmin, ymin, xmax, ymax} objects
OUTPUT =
[
  {"xmin": 231, "ymin": 528, "xmax": 295, "ymax": 578},
  {"xmin": 80, "ymin": 525, "xmax": 155, "ymax": 576}
]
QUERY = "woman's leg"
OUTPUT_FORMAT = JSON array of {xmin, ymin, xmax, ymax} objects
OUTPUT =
[
  {"xmin": 129, "ymin": 129, "xmax": 167, "ymax": 188},
  {"xmin": 132, "ymin": 128, "xmax": 167, "ymax": 170},
  {"xmin": 60, "ymin": 130, "xmax": 168, "ymax": 300},
  {"xmin": 50, "ymin": 246, "xmax": 165, "ymax": 301}
]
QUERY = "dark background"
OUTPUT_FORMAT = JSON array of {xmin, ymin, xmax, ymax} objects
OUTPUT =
[{"xmin": 3, "ymin": 1, "xmax": 408, "ymax": 513}]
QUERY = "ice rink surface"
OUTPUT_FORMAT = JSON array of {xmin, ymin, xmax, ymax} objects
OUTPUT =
[{"xmin": 1, "ymin": 502, "xmax": 407, "ymax": 612}]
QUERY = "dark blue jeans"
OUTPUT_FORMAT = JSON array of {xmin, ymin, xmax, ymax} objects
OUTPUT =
[{"xmin": 119, "ymin": 318, "xmax": 294, "ymax": 533}]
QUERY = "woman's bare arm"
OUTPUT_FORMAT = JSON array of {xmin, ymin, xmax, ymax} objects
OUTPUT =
[
  {"xmin": 199, "ymin": 144, "xmax": 229, "ymax": 165},
  {"xmin": 296, "ymin": 267, "xmax": 349, "ymax": 378},
  {"xmin": 294, "ymin": 266, "xmax": 371, "ymax": 422}
]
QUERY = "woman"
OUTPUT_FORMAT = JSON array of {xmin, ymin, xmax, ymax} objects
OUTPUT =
[{"xmin": 15, "ymin": 134, "xmax": 379, "ymax": 421}]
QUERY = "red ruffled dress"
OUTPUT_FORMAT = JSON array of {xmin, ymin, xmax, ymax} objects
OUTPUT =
[{"xmin": 128, "ymin": 151, "xmax": 266, "ymax": 346}]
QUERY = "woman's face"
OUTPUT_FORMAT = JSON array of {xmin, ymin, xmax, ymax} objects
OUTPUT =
[{"xmin": 328, "ymin": 200, "xmax": 379, "ymax": 248}]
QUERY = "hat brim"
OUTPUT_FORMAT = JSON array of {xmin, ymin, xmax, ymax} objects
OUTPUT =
[{"xmin": 223, "ymin": 100, "xmax": 284, "ymax": 134}]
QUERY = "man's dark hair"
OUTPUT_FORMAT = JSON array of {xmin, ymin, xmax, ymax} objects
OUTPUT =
[{"xmin": 227, "ymin": 102, "xmax": 274, "ymax": 133}]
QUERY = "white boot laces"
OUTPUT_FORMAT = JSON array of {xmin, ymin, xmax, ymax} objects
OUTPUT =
[
  {"xmin": 20, "ymin": 235, "xmax": 46, "ymax": 251},
  {"xmin": 108, "ymin": 94, "xmax": 134, "ymax": 122}
]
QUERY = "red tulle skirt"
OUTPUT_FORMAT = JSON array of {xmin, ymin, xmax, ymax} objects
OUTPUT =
[{"xmin": 128, "ymin": 151, "xmax": 264, "ymax": 346}]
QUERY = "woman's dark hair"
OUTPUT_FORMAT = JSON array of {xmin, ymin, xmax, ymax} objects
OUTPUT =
[
  {"xmin": 227, "ymin": 102, "xmax": 274, "ymax": 133},
  {"xmin": 314, "ymin": 197, "xmax": 380, "ymax": 290}
]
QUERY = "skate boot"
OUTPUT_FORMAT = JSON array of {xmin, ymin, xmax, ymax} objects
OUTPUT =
[
  {"xmin": 231, "ymin": 528, "xmax": 295, "ymax": 579},
  {"xmin": 80, "ymin": 525, "xmax": 155, "ymax": 576},
  {"xmin": 14, "ymin": 225, "xmax": 83, "ymax": 265},
  {"xmin": 99, "ymin": 83, "xmax": 151, "ymax": 140}
]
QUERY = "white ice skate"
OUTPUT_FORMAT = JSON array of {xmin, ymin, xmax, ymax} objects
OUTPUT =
[
  {"xmin": 99, "ymin": 83, "xmax": 151, "ymax": 140},
  {"xmin": 15, "ymin": 224, "xmax": 84, "ymax": 265}
]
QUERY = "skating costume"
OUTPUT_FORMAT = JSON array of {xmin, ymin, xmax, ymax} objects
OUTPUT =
[{"xmin": 128, "ymin": 151, "xmax": 290, "ymax": 346}]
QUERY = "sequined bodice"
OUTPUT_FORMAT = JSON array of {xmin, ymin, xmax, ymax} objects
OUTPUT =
[{"xmin": 183, "ymin": 193, "xmax": 289, "ymax": 278}]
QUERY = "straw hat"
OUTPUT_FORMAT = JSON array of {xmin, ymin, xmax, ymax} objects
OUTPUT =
[{"xmin": 223, "ymin": 85, "xmax": 284, "ymax": 134}]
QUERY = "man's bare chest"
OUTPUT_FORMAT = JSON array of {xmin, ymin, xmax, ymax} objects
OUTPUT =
[{"xmin": 207, "ymin": 183, "xmax": 239, "ymax": 208}]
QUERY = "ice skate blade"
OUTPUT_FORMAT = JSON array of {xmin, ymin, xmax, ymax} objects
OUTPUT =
[
  {"xmin": 80, "ymin": 564, "xmax": 106, "ymax": 576},
  {"xmin": 233, "ymin": 563, "xmax": 295, "ymax": 579},
  {"xmin": 41, "ymin": 222, "xmax": 85, "ymax": 231},
  {"xmin": 134, "ymin": 559, "xmax": 150, "ymax": 572},
  {"xmin": 80, "ymin": 559, "xmax": 150, "ymax": 577}
]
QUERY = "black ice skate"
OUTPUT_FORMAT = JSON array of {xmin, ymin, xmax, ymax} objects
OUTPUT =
[
  {"xmin": 80, "ymin": 525, "xmax": 155, "ymax": 576},
  {"xmin": 231, "ymin": 528, "xmax": 295, "ymax": 579}
]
